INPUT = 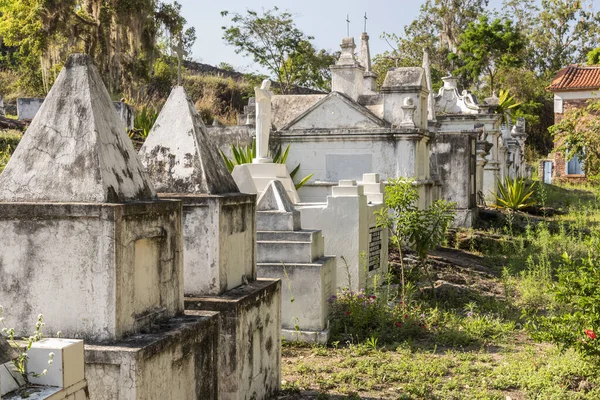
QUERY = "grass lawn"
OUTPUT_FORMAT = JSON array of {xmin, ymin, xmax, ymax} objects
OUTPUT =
[{"xmin": 278, "ymin": 182, "xmax": 600, "ymax": 399}]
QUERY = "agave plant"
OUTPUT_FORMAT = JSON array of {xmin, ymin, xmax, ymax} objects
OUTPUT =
[
  {"xmin": 219, "ymin": 139, "xmax": 313, "ymax": 189},
  {"xmin": 495, "ymin": 176, "xmax": 536, "ymax": 210},
  {"xmin": 496, "ymin": 89, "xmax": 522, "ymax": 125},
  {"xmin": 133, "ymin": 106, "xmax": 159, "ymax": 139}
]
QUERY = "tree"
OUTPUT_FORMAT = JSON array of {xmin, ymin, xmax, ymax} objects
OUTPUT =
[
  {"xmin": 221, "ymin": 7, "xmax": 311, "ymax": 94},
  {"xmin": 550, "ymin": 99, "xmax": 600, "ymax": 178},
  {"xmin": 588, "ymin": 47, "xmax": 600, "ymax": 65},
  {"xmin": 376, "ymin": 178, "xmax": 456, "ymax": 301},
  {"xmin": 0, "ymin": 0, "xmax": 194, "ymax": 97},
  {"xmin": 452, "ymin": 16, "xmax": 525, "ymax": 95},
  {"xmin": 375, "ymin": 0, "xmax": 488, "ymax": 90},
  {"xmin": 282, "ymin": 41, "xmax": 338, "ymax": 92},
  {"xmin": 529, "ymin": 0, "xmax": 600, "ymax": 77}
]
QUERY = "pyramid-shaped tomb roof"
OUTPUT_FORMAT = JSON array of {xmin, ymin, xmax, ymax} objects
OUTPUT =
[{"xmin": 0, "ymin": 54, "xmax": 156, "ymax": 203}]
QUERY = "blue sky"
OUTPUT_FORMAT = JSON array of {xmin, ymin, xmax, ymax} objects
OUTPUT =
[{"xmin": 176, "ymin": 0, "xmax": 509, "ymax": 72}]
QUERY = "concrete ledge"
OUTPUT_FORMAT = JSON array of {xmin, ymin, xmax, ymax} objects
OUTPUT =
[
  {"xmin": 282, "ymin": 328, "xmax": 329, "ymax": 345},
  {"xmin": 84, "ymin": 311, "xmax": 219, "ymax": 400},
  {"xmin": 158, "ymin": 192, "xmax": 256, "ymax": 206},
  {"xmin": 185, "ymin": 279, "xmax": 281, "ymax": 400}
]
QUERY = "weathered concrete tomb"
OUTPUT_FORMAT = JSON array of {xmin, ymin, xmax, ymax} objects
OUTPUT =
[
  {"xmin": 0, "ymin": 54, "xmax": 219, "ymax": 399},
  {"xmin": 255, "ymin": 180, "xmax": 335, "ymax": 343},
  {"xmin": 139, "ymin": 86, "xmax": 281, "ymax": 400}
]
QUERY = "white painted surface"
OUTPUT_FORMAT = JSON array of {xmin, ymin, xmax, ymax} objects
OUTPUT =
[
  {"xmin": 0, "ymin": 55, "xmax": 156, "ymax": 203},
  {"xmin": 0, "ymin": 202, "xmax": 183, "ymax": 342},
  {"xmin": 28, "ymin": 339, "xmax": 84, "ymax": 389},
  {"xmin": 232, "ymin": 163, "xmax": 301, "ymax": 203},
  {"xmin": 297, "ymin": 181, "xmax": 388, "ymax": 292},
  {"xmin": 180, "ymin": 196, "xmax": 256, "ymax": 296}
]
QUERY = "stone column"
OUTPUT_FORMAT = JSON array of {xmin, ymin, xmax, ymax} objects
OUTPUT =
[
  {"xmin": 253, "ymin": 79, "xmax": 273, "ymax": 164},
  {"xmin": 483, "ymin": 130, "xmax": 501, "ymax": 202}
]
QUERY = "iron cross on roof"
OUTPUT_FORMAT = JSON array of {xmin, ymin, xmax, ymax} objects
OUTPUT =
[{"xmin": 346, "ymin": 14, "xmax": 350, "ymax": 37}]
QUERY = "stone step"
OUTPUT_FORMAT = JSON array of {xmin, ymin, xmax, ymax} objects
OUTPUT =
[
  {"xmin": 256, "ymin": 239, "xmax": 323, "ymax": 264},
  {"xmin": 257, "ymin": 229, "xmax": 321, "ymax": 242}
]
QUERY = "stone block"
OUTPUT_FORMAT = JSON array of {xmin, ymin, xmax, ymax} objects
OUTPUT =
[
  {"xmin": 28, "ymin": 339, "xmax": 84, "ymax": 389},
  {"xmin": 257, "ymin": 236, "xmax": 323, "ymax": 264},
  {"xmin": 257, "ymin": 258, "xmax": 335, "ymax": 334},
  {"xmin": 0, "ymin": 362, "xmax": 25, "ymax": 397},
  {"xmin": 16, "ymin": 98, "xmax": 44, "ymax": 120},
  {"xmin": 362, "ymin": 173, "xmax": 380, "ymax": 184},
  {"xmin": 232, "ymin": 163, "xmax": 301, "ymax": 204},
  {"xmin": 0, "ymin": 201, "xmax": 183, "ymax": 342},
  {"xmin": 185, "ymin": 279, "xmax": 281, "ymax": 400},
  {"xmin": 85, "ymin": 311, "xmax": 219, "ymax": 400},
  {"xmin": 158, "ymin": 193, "xmax": 256, "ymax": 297},
  {"xmin": 297, "ymin": 192, "xmax": 389, "ymax": 292},
  {"xmin": 256, "ymin": 211, "xmax": 300, "ymax": 231}
]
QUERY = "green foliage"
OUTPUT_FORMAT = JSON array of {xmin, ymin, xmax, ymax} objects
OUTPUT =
[
  {"xmin": 219, "ymin": 140, "xmax": 313, "ymax": 189},
  {"xmin": 495, "ymin": 177, "xmax": 536, "ymax": 210},
  {"xmin": 0, "ymin": 0, "xmax": 195, "ymax": 97},
  {"xmin": 281, "ymin": 40, "xmax": 338, "ymax": 92},
  {"xmin": 376, "ymin": 178, "xmax": 456, "ymax": 298},
  {"xmin": 376, "ymin": 0, "xmax": 488, "ymax": 91},
  {"xmin": 0, "ymin": 130, "xmax": 21, "ymax": 173},
  {"xmin": 527, "ymin": 249, "xmax": 600, "ymax": 358},
  {"xmin": 588, "ymin": 47, "xmax": 600, "ymax": 65},
  {"xmin": 329, "ymin": 288, "xmax": 427, "ymax": 344},
  {"xmin": 221, "ymin": 7, "xmax": 314, "ymax": 94},
  {"xmin": 550, "ymin": 98, "xmax": 600, "ymax": 177},
  {"xmin": 452, "ymin": 16, "xmax": 525, "ymax": 95},
  {"xmin": 133, "ymin": 106, "xmax": 159, "ymax": 139},
  {"xmin": 495, "ymin": 89, "xmax": 522, "ymax": 125}
]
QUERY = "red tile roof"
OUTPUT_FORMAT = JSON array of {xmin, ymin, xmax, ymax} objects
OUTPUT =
[{"xmin": 548, "ymin": 65, "xmax": 600, "ymax": 92}]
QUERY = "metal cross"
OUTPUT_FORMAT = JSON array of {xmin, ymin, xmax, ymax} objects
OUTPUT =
[
  {"xmin": 364, "ymin": 13, "xmax": 368, "ymax": 32},
  {"xmin": 346, "ymin": 14, "xmax": 350, "ymax": 37}
]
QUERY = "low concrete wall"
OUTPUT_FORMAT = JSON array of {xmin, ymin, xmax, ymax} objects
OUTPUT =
[
  {"xmin": 85, "ymin": 311, "xmax": 219, "ymax": 400},
  {"xmin": 185, "ymin": 279, "xmax": 281, "ymax": 400}
]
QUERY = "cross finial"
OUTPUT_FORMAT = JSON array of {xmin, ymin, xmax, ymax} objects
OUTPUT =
[
  {"xmin": 346, "ymin": 14, "xmax": 350, "ymax": 37},
  {"xmin": 364, "ymin": 13, "xmax": 368, "ymax": 33}
]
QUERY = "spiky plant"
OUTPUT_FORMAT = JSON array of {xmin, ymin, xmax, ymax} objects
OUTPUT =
[
  {"xmin": 495, "ymin": 176, "xmax": 536, "ymax": 210},
  {"xmin": 219, "ymin": 139, "xmax": 313, "ymax": 189}
]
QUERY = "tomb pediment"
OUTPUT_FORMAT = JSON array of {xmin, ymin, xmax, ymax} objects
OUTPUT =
[{"xmin": 280, "ymin": 92, "xmax": 389, "ymax": 131}]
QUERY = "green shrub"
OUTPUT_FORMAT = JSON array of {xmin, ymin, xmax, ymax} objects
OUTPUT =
[
  {"xmin": 0, "ymin": 130, "xmax": 21, "ymax": 173},
  {"xmin": 376, "ymin": 177, "xmax": 456, "ymax": 299},
  {"xmin": 527, "ymin": 249, "xmax": 600, "ymax": 358},
  {"xmin": 329, "ymin": 287, "xmax": 428, "ymax": 344}
]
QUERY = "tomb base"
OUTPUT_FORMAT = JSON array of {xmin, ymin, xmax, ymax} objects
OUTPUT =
[
  {"xmin": 84, "ymin": 311, "xmax": 219, "ymax": 400},
  {"xmin": 282, "ymin": 328, "xmax": 329, "ymax": 345},
  {"xmin": 0, "ymin": 201, "xmax": 183, "ymax": 342},
  {"xmin": 158, "ymin": 193, "xmax": 257, "ymax": 296},
  {"xmin": 257, "ymin": 260, "xmax": 335, "ymax": 341},
  {"xmin": 452, "ymin": 208, "xmax": 478, "ymax": 228},
  {"xmin": 232, "ymin": 163, "xmax": 301, "ymax": 203},
  {"xmin": 184, "ymin": 279, "xmax": 281, "ymax": 400}
]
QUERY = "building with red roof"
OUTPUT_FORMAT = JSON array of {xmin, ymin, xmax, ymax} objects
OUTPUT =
[{"xmin": 543, "ymin": 65, "xmax": 600, "ymax": 182}]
